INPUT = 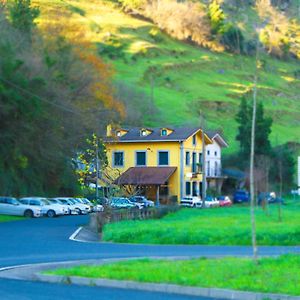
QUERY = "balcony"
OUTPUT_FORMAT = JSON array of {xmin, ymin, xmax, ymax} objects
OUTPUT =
[{"xmin": 206, "ymin": 167, "xmax": 223, "ymax": 178}]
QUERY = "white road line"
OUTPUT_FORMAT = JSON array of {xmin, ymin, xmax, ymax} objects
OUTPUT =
[{"xmin": 69, "ymin": 226, "xmax": 83, "ymax": 241}]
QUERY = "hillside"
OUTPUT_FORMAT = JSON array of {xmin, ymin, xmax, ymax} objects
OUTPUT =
[{"xmin": 34, "ymin": 0, "xmax": 300, "ymax": 152}]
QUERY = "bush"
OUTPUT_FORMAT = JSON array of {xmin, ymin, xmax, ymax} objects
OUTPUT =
[{"xmin": 221, "ymin": 24, "xmax": 244, "ymax": 53}]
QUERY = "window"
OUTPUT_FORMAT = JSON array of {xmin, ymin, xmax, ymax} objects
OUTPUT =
[
  {"xmin": 158, "ymin": 151, "xmax": 169, "ymax": 166},
  {"xmin": 185, "ymin": 151, "xmax": 190, "ymax": 165},
  {"xmin": 161, "ymin": 129, "xmax": 167, "ymax": 136},
  {"xmin": 113, "ymin": 151, "xmax": 124, "ymax": 167},
  {"xmin": 192, "ymin": 152, "xmax": 197, "ymax": 173},
  {"xmin": 199, "ymin": 153, "xmax": 202, "ymax": 163},
  {"xmin": 215, "ymin": 151, "xmax": 217, "ymax": 156},
  {"xmin": 185, "ymin": 182, "xmax": 191, "ymax": 195},
  {"xmin": 192, "ymin": 135, "xmax": 196, "ymax": 146},
  {"xmin": 207, "ymin": 150, "xmax": 210, "ymax": 156},
  {"xmin": 136, "ymin": 151, "xmax": 146, "ymax": 166}
]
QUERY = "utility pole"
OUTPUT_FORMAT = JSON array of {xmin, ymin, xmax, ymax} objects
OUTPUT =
[
  {"xmin": 95, "ymin": 140, "xmax": 99, "ymax": 200},
  {"xmin": 249, "ymin": 32, "xmax": 260, "ymax": 263},
  {"xmin": 201, "ymin": 112, "xmax": 206, "ymax": 208}
]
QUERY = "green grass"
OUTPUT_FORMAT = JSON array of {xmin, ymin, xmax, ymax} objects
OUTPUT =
[
  {"xmin": 102, "ymin": 200, "xmax": 300, "ymax": 245},
  {"xmin": 34, "ymin": 0, "xmax": 300, "ymax": 152},
  {"xmin": 0, "ymin": 215, "xmax": 24, "ymax": 222},
  {"xmin": 47, "ymin": 254, "xmax": 300, "ymax": 295}
]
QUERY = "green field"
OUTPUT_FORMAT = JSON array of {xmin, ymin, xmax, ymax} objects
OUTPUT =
[
  {"xmin": 34, "ymin": 0, "xmax": 300, "ymax": 152},
  {"xmin": 0, "ymin": 215, "xmax": 24, "ymax": 222},
  {"xmin": 102, "ymin": 200, "xmax": 300, "ymax": 245},
  {"xmin": 47, "ymin": 254, "xmax": 300, "ymax": 295}
]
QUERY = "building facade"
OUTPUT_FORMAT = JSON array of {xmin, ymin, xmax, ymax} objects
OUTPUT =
[
  {"xmin": 104, "ymin": 125, "xmax": 213, "ymax": 204},
  {"xmin": 205, "ymin": 131, "xmax": 229, "ymax": 193}
]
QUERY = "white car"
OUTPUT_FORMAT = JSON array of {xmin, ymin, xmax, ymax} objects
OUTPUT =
[
  {"xmin": 54, "ymin": 198, "xmax": 79, "ymax": 215},
  {"xmin": 48, "ymin": 199, "xmax": 70, "ymax": 215},
  {"xmin": 78, "ymin": 198, "xmax": 104, "ymax": 212},
  {"xmin": 180, "ymin": 196, "xmax": 202, "ymax": 208},
  {"xmin": 0, "ymin": 197, "xmax": 41, "ymax": 218},
  {"xmin": 57, "ymin": 198, "xmax": 89, "ymax": 215},
  {"xmin": 203, "ymin": 196, "xmax": 220, "ymax": 208},
  {"xmin": 19, "ymin": 197, "xmax": 65, "ymax": 217},
  {"xmin": 73, "ymin": 198, "xmax": 94, "ymax": 213}
]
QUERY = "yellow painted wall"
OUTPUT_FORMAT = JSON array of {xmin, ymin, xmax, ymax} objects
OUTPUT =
[
  {"xmin": 105, "ymin": 141, "xmax": 180, "ymax": 198},
  {"xmin": 105, "ymin": 129, "xmax": 210, "ymax": 201}
]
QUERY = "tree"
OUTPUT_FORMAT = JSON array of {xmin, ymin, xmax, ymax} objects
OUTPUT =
[
  {"xmin": 0, "ymin": 4, "xmax": 121, "ymax": 196},
  {"xmin": 8, "ymin": 0, "xmax": 39, "ymax": 36},
  {"xmin": 208, "ymin": 0, "xmax": 225, "ymax": 35},
  {"xmin": 236, "ymin": 98, "xmax": 272, "ymax": 160}
]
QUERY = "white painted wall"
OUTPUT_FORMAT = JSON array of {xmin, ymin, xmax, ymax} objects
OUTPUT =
[{"xmin": 205, "ymin": 140, "xmax": 222, "ymax": 177}]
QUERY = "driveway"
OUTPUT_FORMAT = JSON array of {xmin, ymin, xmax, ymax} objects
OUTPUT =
[{"xmin": 0, "ymin": 216, "xmax": 299, "ymax": 299}]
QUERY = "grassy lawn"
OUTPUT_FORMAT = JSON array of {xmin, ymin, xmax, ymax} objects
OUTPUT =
[
  {"xmin": 102, "ymin": 200, "xmax": 300, "ymax": 245},
  {"xmin": 0, "ymin": 215, "xmax": 24, "ymax": 222},
  {"xmin": 47, "ymin": 254, "xmax": 300, "ymax": 295},
  {"xmin": 33, "ymin": 0, "xmax": 300, "ymax": 153}
]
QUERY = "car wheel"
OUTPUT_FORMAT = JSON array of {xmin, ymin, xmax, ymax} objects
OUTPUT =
[
  {"xmin": 24, "ymin": 209, "xmax": 33, "ymax": 218},
  {"xmin": 75, "ymin": 208, "xmax": 82, "ymax": 215},
  {"xmin": 47, "ymin": 210, "xmax": 56, "ymax": 218}
]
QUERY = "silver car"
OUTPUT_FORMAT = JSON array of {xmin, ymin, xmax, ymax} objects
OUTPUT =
[
  {"xmin": 0, "ymin": 197, "xmax": 41, "ymax": 218},
  {"xmin": 19, "ymin": 197, "xmax": 65, "ymax": 218}
]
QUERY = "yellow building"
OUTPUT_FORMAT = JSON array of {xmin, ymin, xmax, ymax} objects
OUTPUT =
[{"xmin": 104, "ymin": 125, "xmax": 212, "ymax": 204}]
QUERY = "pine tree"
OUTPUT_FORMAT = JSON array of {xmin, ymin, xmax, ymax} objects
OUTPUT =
[{"xmin": 236, "ymin": 98, "xmax": 272, "ymax": 159}]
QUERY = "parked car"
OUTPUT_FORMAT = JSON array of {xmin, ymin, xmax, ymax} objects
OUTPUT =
[
  {"xmin": 258, "ymin": 192, "xmax": 284, "ymax": 205},
  {"xmin": 110, "ymin": 197, "xmax": 137, "ymax": 209},
  {"xmin": 180, "ymin": 196, "xmax": 202, "ymax": 208},
  {"xmin": 53, "ymin": 198, "xmax": 78, "ymax": 215},
  {"xmin": 233, "ymin": 190, "xmax": 250, "ymax": 203},
  {"xmin": 48, "ymin": 198, "xmax": 70, "ymax": 215},
  {"xmin": 65, "ymin": 198, "xmax": 90, "ymax": 215},
  {"xmin": 19, "ymin": 197, "xmax": 65, "ymax": 217},
  {"xmin": 95, "ymin": 197, "xmax": 110, "ymax": 206},
  {"xmin": 79, "ymin": 198, "xmax": 104, "ymax": 212},
  {"xmin": 72, "ymin": 198, "xmax": 93, "ymax": 213},
  {"xmin": 129, "ymin": 196, "xmax": 154, "ymax": 208},
  {"xmin": 217, "ymin": 196, "xmax": 232, "ymax": 207},
  {"xmin": 203, "ymin": 196, "xmax": 219, "ymax": 208},
  {"xmin": 0, "ymin": 197, "xmax": 41, "ymax": 218}
]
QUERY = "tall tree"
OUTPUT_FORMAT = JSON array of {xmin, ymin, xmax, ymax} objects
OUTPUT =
[{"xmin": 236, "ymin": 98, "xmax": 272, "ymax": 160}]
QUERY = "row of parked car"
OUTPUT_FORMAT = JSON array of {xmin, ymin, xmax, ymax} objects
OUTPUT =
[
  {"xmin": 180, "ymin": 196, "xmax": 232, "ymax": 208},
  {"xmin": 0, "ymin": 196, "xmax": 104, "ymax": 218},
  {"xmin": 106, "ymin": 196, "xmax": 155, "ymax": 210}
]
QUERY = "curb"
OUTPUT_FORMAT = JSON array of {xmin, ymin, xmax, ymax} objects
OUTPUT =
[{"xmin": 35, "ymin": 273, "xmax": 300, "ymax": 300}]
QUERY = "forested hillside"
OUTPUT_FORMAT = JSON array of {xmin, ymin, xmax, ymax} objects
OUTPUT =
[{"xmin": 34, "ymin": 0, "xmax": 300, "ymax": 151}]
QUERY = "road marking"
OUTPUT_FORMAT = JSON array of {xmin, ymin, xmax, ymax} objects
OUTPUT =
[{"xmin": 69, "ymin": 226, "xmax": 83, "ymax": 241}]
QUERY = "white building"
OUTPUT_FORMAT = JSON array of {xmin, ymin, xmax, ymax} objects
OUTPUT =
[{"xmin": 205, "ymin": 131, "xmax": 228, "ymax": 193}]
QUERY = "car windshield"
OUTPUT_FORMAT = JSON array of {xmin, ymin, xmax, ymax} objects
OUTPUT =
[
  {"xmin": 49, "ymin": 199, "xmax": 58, "ymax": 204},
  {"xmin": 68, "ymin": 199, "xmax": 76, "ymax": 204}
]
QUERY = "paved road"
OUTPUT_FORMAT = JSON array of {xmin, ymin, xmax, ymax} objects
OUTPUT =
[{"xmin": 0, "ymin": 216, "xmax": 299, "ymax": 299}]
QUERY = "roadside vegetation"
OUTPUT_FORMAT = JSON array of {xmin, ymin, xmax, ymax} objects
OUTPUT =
[
  {"xmin": 102, "ymin": 199, "xmax": 300, "ymax": 245},
  {"xmin": 0, "ymin": 215, "xmax": 24, "ymax": 222},
  {"xmin": 47, "ymin": 254, "xmax": 300, "ymax": 296}
]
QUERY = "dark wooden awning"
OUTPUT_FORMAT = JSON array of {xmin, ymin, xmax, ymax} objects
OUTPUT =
[{"xmin": 114, "ymin": 167, "xmax": 177, "ymax": 185}]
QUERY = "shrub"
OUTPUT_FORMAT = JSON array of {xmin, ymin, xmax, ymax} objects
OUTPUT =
[{"xmin": 221, "ymin": 24, "xmax": 245, "ymax": 53}]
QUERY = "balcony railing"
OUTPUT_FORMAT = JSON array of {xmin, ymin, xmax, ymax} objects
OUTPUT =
[{"xmin": 206, "ymin": 167, "xmax": 223, "ymax": 177}]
